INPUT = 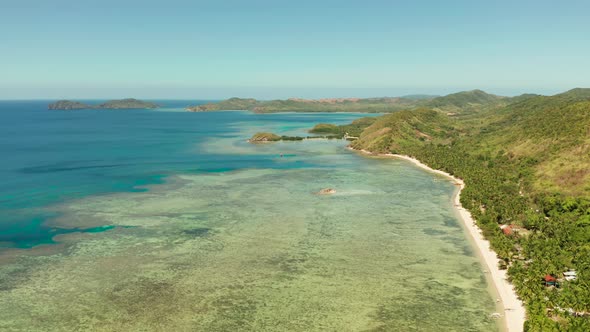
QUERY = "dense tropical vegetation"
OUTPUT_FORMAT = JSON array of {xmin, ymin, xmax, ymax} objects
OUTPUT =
[
  {"xmin": 324, "ymin": 88, "xmax": 590, "ymax": 331},
  {"xmin": 309, "ymin": 117, "xmax": 378, "ymax": 137}
]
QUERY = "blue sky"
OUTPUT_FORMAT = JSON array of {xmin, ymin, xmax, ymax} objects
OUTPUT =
[{"xmin": 1, "ymin": 0, "xmax": 589, "ymax": 99}]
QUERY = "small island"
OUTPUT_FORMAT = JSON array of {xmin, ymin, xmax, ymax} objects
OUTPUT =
[
  {"xmin": 248, "ymin": 132, "xmax": 283, "ymax": 143},
  {"xmin": 47, "ymin": 100, "xmax": 92, "ymax": 110},
  {"xmin": 97, "ymin": 98, "xmax": 159, "ymax": 109},
  {"xmin": 48, "ymin": 98, "xmax": 159, "ymax": 110}
]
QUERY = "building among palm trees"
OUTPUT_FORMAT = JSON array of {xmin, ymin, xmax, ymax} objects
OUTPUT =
[
  {"xmin": 563, "ymin": 270, "xmax": 577, "ymax": 281},
  {"xmin": 543, "ymin": 274, "xmax": 557, "ymax": 287}
]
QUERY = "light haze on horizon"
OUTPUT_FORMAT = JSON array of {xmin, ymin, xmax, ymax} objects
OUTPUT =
[{"xmin": 1, "ymin": 0, "xmax": 589, "ymax": 99}]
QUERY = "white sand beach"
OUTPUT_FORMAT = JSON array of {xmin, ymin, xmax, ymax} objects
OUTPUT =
[{"xmin": 353, "ymin": 148, "xmax": 526, "ymax": 332}]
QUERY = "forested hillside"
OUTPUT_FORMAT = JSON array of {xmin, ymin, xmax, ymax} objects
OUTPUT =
[
  {"xmin": 340, "ymin": 89, "xmax": 590, "ymax": 331},
  {"xmin": 470, "ymin": 89, "xmax": 590, "ymax": 196},
  {"xmin": 425, "ymin": 89, "xmax": 509, "ymax": 114}
]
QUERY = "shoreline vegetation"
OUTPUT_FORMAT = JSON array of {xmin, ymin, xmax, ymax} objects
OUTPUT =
[
  {"xmin": 351, "ymin": 148, "xmax": 526, "ymax": 332},
  {"xmin": 248, "ymin": 132, "xmax": 354, "ymax": 143},
  {"xmin": 248, "ymin": 118, "xmax": 377, "ymax": 143},
  {"xmin": 247, "ymin": 87, "xmax": 590, "ymax": 331}
]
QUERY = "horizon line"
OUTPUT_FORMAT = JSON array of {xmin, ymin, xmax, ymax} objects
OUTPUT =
[{"xmin": 0, "ymin": 87, "xmax": 586, "ymax": 101}]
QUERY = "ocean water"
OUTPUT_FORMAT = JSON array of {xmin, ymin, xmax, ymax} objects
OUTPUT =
[{"xmin": 0, "ymin": 101, "xmax": 498, "ymax": 331}]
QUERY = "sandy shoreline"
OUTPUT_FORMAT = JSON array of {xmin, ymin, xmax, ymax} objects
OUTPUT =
[{"xmin": 352, "ymin": 148, "xmax": 525, "ymax": 332}]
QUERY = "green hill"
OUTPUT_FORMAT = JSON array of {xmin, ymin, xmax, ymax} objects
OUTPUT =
[
  {"xmin": 554, "ymin": 87, "xmax": 590, "ymax": 100},
  {"xmin": 507, "ymin": 93, "xmax": 541, "ymax": 104},
  {"xmin": 309, "ymin": 117, "xmax": 378, "ymax": 137},
  {"xmin": 320, "ymin": 88, "xmax": 590, "ymax": 330},
  {"xmin": 425, "ymin": 89, "xmax": 507, "ymax": 114},
  {"xmin": 349, "ymin": 91, "xmax": 590, "ymax": 197},
  {"xmin": 471, "ymin": 94, "xmax": 590, "ymax": 196},
  {"xmin": 350, "ymin": 109, "xmax": 454, "ymax": 153}
]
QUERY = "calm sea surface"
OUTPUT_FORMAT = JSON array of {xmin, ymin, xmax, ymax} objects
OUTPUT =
[{"xmin": 0, "ymin": 101, "xmax": 498, "ymax": 331}]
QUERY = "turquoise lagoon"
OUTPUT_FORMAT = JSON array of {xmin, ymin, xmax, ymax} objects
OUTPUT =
[{"xmin": 0, "ymin": 101, "xmax": 498, "ymax": 331}]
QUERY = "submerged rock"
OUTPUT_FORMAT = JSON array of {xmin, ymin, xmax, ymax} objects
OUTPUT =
[
  {"xmin": 316, "ymin": 188, "xmax": 336, "ymax": 195},
  {"xmin": 182, "ymin": 228, "xmax": 210, "ymax": 237}
]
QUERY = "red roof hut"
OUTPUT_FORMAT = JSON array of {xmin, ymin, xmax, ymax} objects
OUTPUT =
[{"xmin": 543, "ymin": 274, "xmax": 557, "ymax": 286}]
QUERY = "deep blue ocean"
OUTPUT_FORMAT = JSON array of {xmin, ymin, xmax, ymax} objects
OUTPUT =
[{"xmin": 0, "ymin": 101, "xmax": 373, "ymax": 248}]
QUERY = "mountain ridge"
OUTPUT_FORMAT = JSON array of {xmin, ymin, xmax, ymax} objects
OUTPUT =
[{"xmin": 187, "ymin": 89, "xmax": 505, "ymax": 114}]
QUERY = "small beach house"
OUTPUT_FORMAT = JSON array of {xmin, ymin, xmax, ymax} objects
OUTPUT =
[
  {"xmin": 564, "ymin": 270, "xmax": 577, "ymax": 281},
  {"xmin": 543, "ymin": 274, "xmax": 557, "ymax": 287}
]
